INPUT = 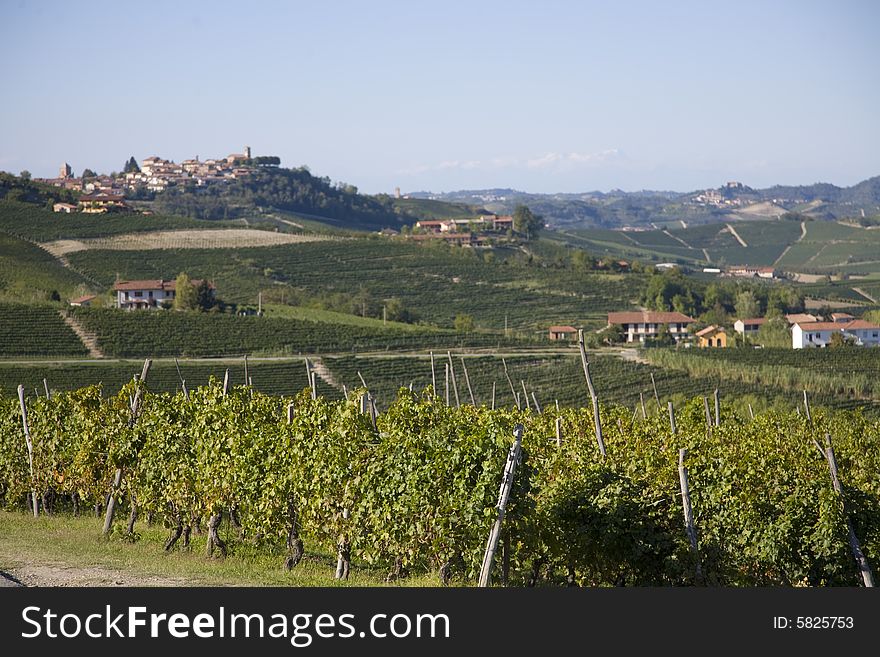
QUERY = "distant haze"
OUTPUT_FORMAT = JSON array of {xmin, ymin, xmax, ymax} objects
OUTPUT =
[{"xmin": 1, "ymin": 0, "xmax": 878, "ymax": 194}]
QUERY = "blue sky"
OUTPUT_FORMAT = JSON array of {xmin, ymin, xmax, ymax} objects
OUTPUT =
[{"xmin": 1, "ymin": 0, "xmax": 878, "ymax": 193}]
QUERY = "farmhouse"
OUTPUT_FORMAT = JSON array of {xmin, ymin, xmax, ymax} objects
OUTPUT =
[
  {"xmin": 695, "ymin": 325, "xmax": 727, "ymax": 348},
  {"xmin": 113, "ymin": 278, "xmax": 214, "ymax": 310},
  {"xmin": 792, "ymin": 320, "xmax": 880, "ymax": 349},
  {"xmin": 548, "ymin": 325, "xmax": 578, "ymax": 341},
  {"xmin": 607, "ymin": 311, "xmax": 695, "ymax": 343},
  {"xmin": 78, "ymin": 193, "xmax": 129, "ymax": 214},
  {"xmin": 733, "ymin": 317, "xmax": 766, "ymax": 336},
  {"xmin": 69, "ymin": 294, "xmax": 96, "ymax": 307},
  {"xmin": 53, "ymin": 202, "xmax": 78, "ymax": 213}
]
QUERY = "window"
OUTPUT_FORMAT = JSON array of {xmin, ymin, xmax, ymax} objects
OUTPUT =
[
  {"xmin": 134, "ymin": 290, "xmax": 142, "ymax": 297},
  {"xmin": 148, "ymin": 291, "xmax": 153, "ymax": 298}
]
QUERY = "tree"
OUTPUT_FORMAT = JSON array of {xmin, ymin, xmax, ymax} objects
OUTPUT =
[
  {"xmin": 81, "ymin": 168, "xmax": 97, "ymax": 179},
  {"xmin": 173, "ymin": 273, "xmax": 198, "ymax": 311},
  {"xmin": 829, "ymin": 332, "xmax": 855, "ymax": 349},
  {"xmin": 735, "ymin": 290, "xmax": 760, "ymax": 319},
  {"xmin": 863, "ymin": 310, "xmax": 880, "ymax": 324},
  {"xmin": 123, "ymin": 157, "xmax": 140, "ymax": 174},
  {"xmin": 512, "ymin": 205, "xmax": 544, "ymax": 239},
  {"xmin": 756, "ymin": 317, "xmax": 791, "ymax": 348},
  {"xmin": 453, "ymin": 314, "xmax": 474, "ymax": 332},
  {"xmin": 195, "ymin": 279, "xmax": 216, "ymax": 311},
  {"xmin": 19, "ymin": 170, "xmax": 31, "ymax": 181},
  {"xmin": 384, "ymin": 297, "xmax": 415, "ymax": 323}
]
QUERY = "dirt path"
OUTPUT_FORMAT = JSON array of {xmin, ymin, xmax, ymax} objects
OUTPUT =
[
  {"xmin": 60, "ymin": 311, "xmax": 104, "ymax": 358},
  {"xmin": 852, "ymin": 287, "xmax": 878, "ymax": 304},
  {"xmin": 0, "ymin": 562, "xmax": 194, "ymax": 587},
  {"xmin": 663, "ymin": 229, "xmax": 693, "ymax": 249},
  {"xmin": 726, "ymin": 224, "xmax": 748, "ymax": 247}
]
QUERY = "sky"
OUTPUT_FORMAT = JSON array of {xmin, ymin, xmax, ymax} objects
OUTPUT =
[{"xmin": 1, "ymin": 0, "xmax": 878, "ymax": 194}]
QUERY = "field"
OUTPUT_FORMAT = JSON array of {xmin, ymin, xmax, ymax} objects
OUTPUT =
[{"xmin": 41, "ymin": 229, "xmax": 333, "ymax": 257}]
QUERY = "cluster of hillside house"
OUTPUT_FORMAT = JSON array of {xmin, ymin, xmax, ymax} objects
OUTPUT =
[
  {"xmin": 548, "ymin": 310, "xmax": 880, "ymax": 349},
  {"xmin": 126, "ymin": 148, "xmax": 254, "ymax": 192},
  {"xmin": 41, "ymin": 147, "xmax": 260, "ymax": 213},
  {"xmin": 407, "ymin": 215, "xmax": 514, "ymax": 244}
]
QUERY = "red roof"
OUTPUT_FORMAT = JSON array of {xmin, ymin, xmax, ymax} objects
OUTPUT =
[
  {"xmin": 549, "ymin": 325, "xmax": 577, "ymax": 333},
  {"xmin": 795, "ymin": 320, "xmax": 880, "ymax": 331},
  {"xmin": 608, "ymin": 311, "xmax": 695, "ymax": 325},
  {"xmin": 736, "ymin": 317, "xmax": 767, "ymax": 326},
  {"xmin": 113, "ymin": 278, "xmax": 213, "ymax": 291},
  {"xmin": 695, "ymin": 325, "xmax": 725, "ymax": 337},
  {"xmin": 70, "ymin": 294, "xmax": 96, "ymax": 304}
]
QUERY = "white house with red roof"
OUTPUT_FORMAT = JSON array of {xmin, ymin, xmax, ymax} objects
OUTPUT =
[
  {"xmin": 607, "ymin": 311, "xmax": 695, "ymax": 343},
  {"xmin": 792, "ymin": 320, "xmax": 880, "ymax": 349},
  {"xmin": 113, "ymin": 278, "xmax": 214, "ymax": 310}
]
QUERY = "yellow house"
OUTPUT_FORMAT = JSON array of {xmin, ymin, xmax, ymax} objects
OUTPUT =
[{"xmin": 696, "ymin": 325, "xmax": 728, "ymax": 348}]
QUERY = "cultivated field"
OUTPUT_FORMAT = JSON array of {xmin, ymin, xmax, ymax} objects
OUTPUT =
[{"xmin": 41, "ymin": 229, "xmax": 332, "ymax": 256}]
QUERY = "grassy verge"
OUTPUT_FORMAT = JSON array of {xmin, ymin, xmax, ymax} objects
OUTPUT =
[{"xmin": 0, "ymin": 511, "xmax": 441, "ymax": 587}]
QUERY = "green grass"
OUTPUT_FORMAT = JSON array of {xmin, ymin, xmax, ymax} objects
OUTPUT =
[
  {"xmin": 0, "ymin": 511, "xmax": 438, "ymax": 586},
  {"xmin": 262, "ymin": 303, "xmax": 435, "ymax": 332}
]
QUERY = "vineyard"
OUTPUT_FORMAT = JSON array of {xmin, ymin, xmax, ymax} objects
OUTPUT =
[
  {"xmin": 0, "ymin": 304, "xmax": 88, "ymax": 358},
  {"xmin": 71, "ymin": 307, "xmax": 522, "ymax": 358},
  {"xmin": 0, "ymin": 200, "xmax": 230, "ymax": 242},
  {"xmin": 646, "ymin": 347, "xmax": 880, "ymax": 403},
  {"xmin": 66, "ymin": 239, "xmax": 645, "ymax": 331},
  {"xmin": 0, "ymin": 234, "xmax": 93, "ymax": 304},
  {"xmin": 2, "ymin": 351, "xmax": 875, "ymax": 416},
  {"xmin": 1, "ymin": 377, "xmax": 877, "ymax": 586}
]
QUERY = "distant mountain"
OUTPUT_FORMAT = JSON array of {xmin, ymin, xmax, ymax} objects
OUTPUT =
[{"xmin": 410, "ymin": 176, "xmax": 880, "ymax": 229}]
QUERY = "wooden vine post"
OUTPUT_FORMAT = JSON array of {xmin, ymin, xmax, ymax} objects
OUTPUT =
[
  {"xmin": 703, "ymin": 397, "xmax": 713, "ymax": 431},
  {"xmin": 824, "ymin": 434, "xmax": 874, "ymax": 587},
  {"xmin": 650, "ymin": 372, "xmax": 661, "ymax": 411},
  {"xmin": 446, "ymin": 351, "xmax": 461, "ymax": 407},
  {"xmin": 478, "ymin": 424, "xmax": 523, "ymax": 587},
  {"xmin": 577, "ymin": 330, "xmax": 605, "ymax": 457},
  {"xmin": 502, "ymin": 358, "xmax": 520, "ymax": 410},
  {"xmin": 103, "ymin": 358, "xmax": 151, "ymax": 537},
  {"xmin": 678, "ymin": 448, "xmax": 702, "ymax": 581},
  {"xmin": 222, "ymin": 368, "xmax": 230, "ymax": 395},
  {"xmin": 430, "ymin": 351, "xmax": 436, "ymax": 397},
  {"xmin": 460, "ymin": 357, "xmax": 476, "ymax": 406},
  {"xmin": 17, "ymin": 385, "xmax": 38, "ymax": 517},
  {"xmin": 713, "ymin": 388, "xmax": 720, "ymax": 427},
  {"xmin": 668, "ymin": 401, "xmax": 677, "ymax": 435}
]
